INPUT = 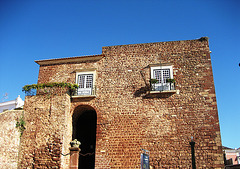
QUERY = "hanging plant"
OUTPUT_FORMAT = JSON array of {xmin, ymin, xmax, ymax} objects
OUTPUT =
[
  {"xmin": 22, "ymin": 82, "xmax": 78, "ymax": 92},
  {"xmin": 22, "ymin": 83, "xmax": 79, "ymax": 96}
]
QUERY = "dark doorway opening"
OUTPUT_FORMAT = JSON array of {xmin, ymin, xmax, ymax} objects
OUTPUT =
[{"xmin": 73, "ymin": 106, "xmax": 97, "ymax": 169}]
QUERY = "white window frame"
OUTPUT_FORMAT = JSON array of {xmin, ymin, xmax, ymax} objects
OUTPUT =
[
  {"xmin": 75, "ymin": 70, "xmax": 96, "ymax": 96},
  {"xmin": 150, "ymin": 65, "xmax": 174, "ymax": 91}
]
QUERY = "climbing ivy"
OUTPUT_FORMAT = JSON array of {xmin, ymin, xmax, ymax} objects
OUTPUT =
[{"xmin": 16, "ymin": 115, "xmax": 26, "ymax": 137}]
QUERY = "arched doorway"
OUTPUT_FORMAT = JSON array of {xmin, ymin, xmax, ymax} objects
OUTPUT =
[{"xmin": 72, "ymin": 105, "xmax": 97, "ymax": 169}]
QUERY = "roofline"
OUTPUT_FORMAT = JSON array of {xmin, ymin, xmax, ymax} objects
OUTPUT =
[
  {"xmin": 34, "ymin": 37, "xmax": 209, "ymax": 65},
  {"xmin": 0, "ymin": 100, "xmax": 16, "ymax": 106},
  {"xmin": 102, "ymin": 37, "xmax": 209, "ymax": 48},
  {"xmin": 224, "ymin": 149, "xmax": 240, "ymax": 153},
  {"xmin": 35, "ymin": 54, "xmax": 104, "ymax": 66}
]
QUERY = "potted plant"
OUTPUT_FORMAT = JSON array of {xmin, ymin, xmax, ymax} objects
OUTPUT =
[
  {"xmin": 70, "ymin": 139, "xmax": 81, "ymax": 148},
  {"xmin": 166, "ymin": 78, "xmax": 175, "ymax": 90},
  {"xmin": 149, "ymin": 79, "xmax": 158, "ymax": 91}
]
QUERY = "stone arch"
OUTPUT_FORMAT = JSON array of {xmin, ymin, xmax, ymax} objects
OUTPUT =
[{"xmin": 72, "ymin": 104, "xmax": 97, "ymax": 169}]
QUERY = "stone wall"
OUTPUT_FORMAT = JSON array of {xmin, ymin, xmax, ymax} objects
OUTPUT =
[
  {"xmin": 18, "ymin": 94, "xmax": 71, "ymax": 169},
  {"xmin": 0, "ymin": 110, "xmax": 23, "ymax": 169},
  {"xmin": 21, "ymin": 38, "xmax": 224, "ymax": 168}
]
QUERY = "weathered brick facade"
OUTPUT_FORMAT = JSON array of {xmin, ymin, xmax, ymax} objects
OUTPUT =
[
  {"xmin": 18, "ymin": 94, "xmax": 71, "ymax": 169},
  {"xmin": 19, "ymin": 38, "xmax": 224, "ymax": 168}
]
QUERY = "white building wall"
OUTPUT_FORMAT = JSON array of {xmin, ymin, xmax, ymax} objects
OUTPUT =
[{"xmin": 0, "ymin": 95, "xmax": 24, "ymax": 113}]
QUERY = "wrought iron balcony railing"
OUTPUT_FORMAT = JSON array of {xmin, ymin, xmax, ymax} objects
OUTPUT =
[
  {"xmin": 150, "ymin": 82, "xmax": 175, "ymax": 92},
  {"xmin": 72, "ymin": 86, "xmax": 96, "ymax": 96}
]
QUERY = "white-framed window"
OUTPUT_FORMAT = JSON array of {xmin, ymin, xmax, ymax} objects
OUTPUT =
[
  {"xmin": 76, "ymin": 70, "xmax": 96, "ymax": 96},
  {"xmin": 150, "ymin": 65, "xmax": 174, "ymax": 91}
]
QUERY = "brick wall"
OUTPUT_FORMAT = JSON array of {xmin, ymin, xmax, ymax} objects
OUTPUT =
[
  {"xmin": 98, "ymin": 39, "xmax": 223, "ymax": 168},
  {"xmin": 0, "ymin": 110, "xmax": 22, "ymax": 169},
  {"xmin": 20, "ymin": 38, "xmax": 224, "ymax": 168}
]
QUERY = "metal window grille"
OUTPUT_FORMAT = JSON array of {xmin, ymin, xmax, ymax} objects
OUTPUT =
[
  {"xmin": 154, "ymin": 70, "xmax": 162, "ymax": 83},
  {"xmin": 162, "ymin": 69, "xmax": 170, "ymax": 83},
  {"xmin": 153, "ymin": 69, "xmax": 170, "ymax": 83},
  {"xmin": 77, "ymin": 74, "xmax": 94, "ymax": 95},
  {"xmin": 78, "ymin": 75, "xmax": 85, "ymax": 88},
  {"xmin": 78, "ymin": 74, "xmax": 93, "ymax": 88},
  {"xmin": 86, "ymin": 75, "xmax": 93, "ymax": 88}
]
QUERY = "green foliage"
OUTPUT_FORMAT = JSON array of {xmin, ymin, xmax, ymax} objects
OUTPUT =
[
  {"xmin": 149, "ymin": 79, "xmax": 158, "ymax": 84},
  {"xmin": 198, "ymin": 37, "xmax": 209, "ymax": 42},
  {"xmin": 16, "ymin": 116, "xmax": 26, "ymax": 137},
  {"xmin": 22, "ymin": 82, "xmax": 79, "ymax": 92},
  {"xmin": 166, "ymin": 78, "xmax": 175, "ymax": 83}
]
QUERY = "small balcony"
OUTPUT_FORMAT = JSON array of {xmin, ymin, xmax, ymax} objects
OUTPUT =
[
  {"xmin": 150, "ymin": 82, "xmax": 177, "ymax": 94},
  {"xmin": 71, "ymin": 86, "xmax": 96, "ymax": 98}
]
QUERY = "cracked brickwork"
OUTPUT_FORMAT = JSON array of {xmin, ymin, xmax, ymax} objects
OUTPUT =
[{"xmin": 19, "ymin": 38, "xmax": 224, "ymax": 168}]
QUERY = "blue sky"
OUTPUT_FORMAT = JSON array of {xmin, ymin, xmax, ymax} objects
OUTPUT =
[{"xmin": 0, "ymin": 0, "xmax": 239, "ymax": 148}]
